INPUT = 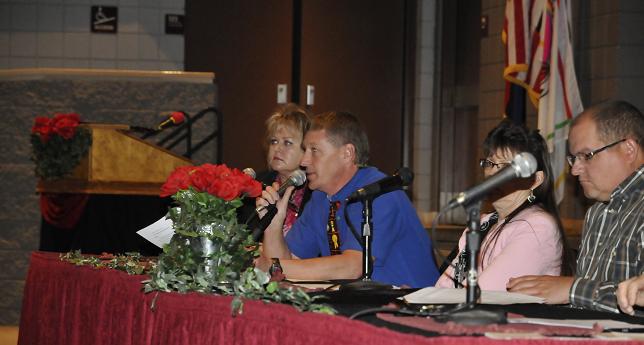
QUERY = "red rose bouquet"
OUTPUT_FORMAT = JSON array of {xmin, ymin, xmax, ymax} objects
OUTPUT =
[
  {"xmin": 160, "ymin": 163, "xmax": 262, "ymax": 228},
  {"xmin": 30, "ymin": 113, "xmax": 92, "ymax": 179},
  {"xmin": 148, "ymin": 164, "xmax": 262, "ymax": 291},
  {"xmin": 146, "ymin": 164, "xmax": 333, "ymax": 315}
]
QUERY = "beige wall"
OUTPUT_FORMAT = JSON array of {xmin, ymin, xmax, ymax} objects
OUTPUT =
[{"xmin": 0, "ymin": 0, "xmax": 184, "ymax": 70}]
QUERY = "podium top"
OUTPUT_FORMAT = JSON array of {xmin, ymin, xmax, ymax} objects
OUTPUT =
[
  {"xmin": 37, "ymin": 124, "xmax": 192, "ymax": 196},
  {"xmin": 0, "ymin": 68, "xmax": 215, "ymax": 84}
]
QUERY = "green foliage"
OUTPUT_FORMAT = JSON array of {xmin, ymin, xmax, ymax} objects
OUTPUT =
[
  {"xmin": 141, "ymin": 189, "xmax": 335, "ymax": 316},
  {"xmin": 60, "ymin": 250, "xmax": 155, "ymax": 275},
  {"xmin": 30, "ymin": 127, "xmax": 92, "ymax": 180},
  {"xmin": 231, "ymin": 267, "xmax": 336, "ymax": 316}
]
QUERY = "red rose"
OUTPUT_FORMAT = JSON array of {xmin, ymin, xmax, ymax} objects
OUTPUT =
[
  {"xmin": 32, "ymin": 117, "xmax": 53, "ymax": 142},
  {"xmin": 230, "ymin": 169, "xmax": 262, "ymax": 198},
  {"xmin": 242, "ymin": 177, "xmax": 262, "ymax": 198},
  {"xmin": 190, "ymin": 166, "xmax": 217, "ymax": 192},
  {"xmin": 51, "ymin": 113, "xmax": 80, "ymax": 140},
  {"xmin": 207, "ymin": 178, "xmax": 240, "ymax": 201},
  {"xmin": 204, "ymin": 163, "xmax": 231, "ymax": 179},
  {"xmin": 160, "ymin": 166, "xmax": 195, "ymax": 197}
]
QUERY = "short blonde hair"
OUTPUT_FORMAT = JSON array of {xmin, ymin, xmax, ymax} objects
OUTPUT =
[{"xmin": 264, "ymin": 103, "xmax": 311, "ymax": 148}]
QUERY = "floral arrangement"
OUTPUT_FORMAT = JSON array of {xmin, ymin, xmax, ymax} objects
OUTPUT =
[
  {"xmin": 144, "ymin": 163, "xmax": 333, "ymax": 315},
  {"xmin": 30, "ymin": 113, "xmax": 92, "ymax": 180}
]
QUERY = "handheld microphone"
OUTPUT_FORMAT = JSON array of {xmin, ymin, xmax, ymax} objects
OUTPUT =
[
  {"xmin": 254, "ymin": 169, "xmax": 306, "ymax": 214},
  {"xmin": 346, "ymin": 167, "xmax": 413, "ymax": 202},
  {"xmin": 251, "ymin": 206, "xmax": 278, "ymax": 242},
  {"xmin": 249, "ymin": 169, "xmax": 306, "ymax": 242},
  {"xmin": 157, "ymin": 111, "xmax": 186, "ymax": 130},
  {"xmin": 242, "ymin": 168, "xmax": 256, "ymax": 179},
  {"xmin": 446, "ymin": 152, "xmax": 537, "ymax": 210}
]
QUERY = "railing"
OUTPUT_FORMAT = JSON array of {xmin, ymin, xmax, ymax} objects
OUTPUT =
[{"xmin": 141, "ymin": 107, "xmax": 223, "ymax": 163}]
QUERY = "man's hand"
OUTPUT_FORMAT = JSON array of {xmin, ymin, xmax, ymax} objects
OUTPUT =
[
  {"xmin": 506, "ymin": 275, "xmax": 574, "ymax": 304},
  {"xmin": 616, "ymin": 275, "xmax": 644, "ymax": 315}
]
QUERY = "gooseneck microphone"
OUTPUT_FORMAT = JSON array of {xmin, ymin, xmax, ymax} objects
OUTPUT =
[
  {"xmin": 346, "ymin": 167, "xmax": 413, "ymax": 202},
  {"xmin": 446, "ymin": 152, "xmax": 537, "ymax": 210},
  {"xmin": 157, "ymin": 111, "xmax": 186, "ymax": 130},
  {"xmin": 250, "ymin": 169, "xmax": 307, "ymax": 242}
]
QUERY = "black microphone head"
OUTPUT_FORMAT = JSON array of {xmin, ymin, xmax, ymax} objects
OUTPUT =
[
  {"xmin": 287, "ymin": 169, "xmax": 307, "ymax": 187},
  {"xmin": 395, "ymin": 167, "xmax": 414, "ymax": 186},
  {"xmin": 512, "ymin": 152, "xmax": 537, "ymax": 178}
]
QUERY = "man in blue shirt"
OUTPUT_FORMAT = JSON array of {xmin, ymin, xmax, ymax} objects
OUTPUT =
[{"xmin": 256, "ymin": 111, "xmax": 439, "ymax": 288}]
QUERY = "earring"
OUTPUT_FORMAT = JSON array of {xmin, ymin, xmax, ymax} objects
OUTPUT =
[{"xmin": 527, "ymin": 189, "xmax": 536, "ymax": 203}]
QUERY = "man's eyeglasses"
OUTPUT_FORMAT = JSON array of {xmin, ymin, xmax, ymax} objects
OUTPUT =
[
  {"xmin": 479, "ymin": 159, "xmax": 511, "ymax": 169},
  {"xmin": 566, "ymin": 138, "xmax": 625, "ymax": 167}
]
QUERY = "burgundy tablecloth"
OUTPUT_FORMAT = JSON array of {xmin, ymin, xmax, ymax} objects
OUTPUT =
[{"xmin": 17, "ymin": 252, "xmax": 641, "ymax": 345}]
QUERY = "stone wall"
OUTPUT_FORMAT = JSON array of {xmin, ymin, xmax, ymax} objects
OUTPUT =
[{"xmin": 0, "ymin": 68, "xmax": 216, "ymax": 325}]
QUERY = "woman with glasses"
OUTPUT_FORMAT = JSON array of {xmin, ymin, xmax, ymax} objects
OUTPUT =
[
  {"xmin": 435, "ymin": 120, "xmax": 573, "ymax": 290},
  {"xmin": 238, "ymin": 103, "xmax": 312, "ymax": 237}
]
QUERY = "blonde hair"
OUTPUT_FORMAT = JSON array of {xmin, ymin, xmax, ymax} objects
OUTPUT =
[{"xmin": 264, "ymin": 103, "xmax": 311, "ymax": 149}]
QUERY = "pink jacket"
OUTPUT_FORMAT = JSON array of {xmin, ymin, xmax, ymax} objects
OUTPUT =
[{"xmin": 435, "ymin": 206, "xmax": 563, "ymax": 291}]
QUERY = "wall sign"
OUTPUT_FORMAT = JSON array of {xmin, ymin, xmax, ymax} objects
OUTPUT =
[
  {"xmin": 165, "ymin": 14, "xmax": 185, "ymax": 35},
  {"xmin": 91, "ymin": 6, "xmax": 118, "ymax": 33}
]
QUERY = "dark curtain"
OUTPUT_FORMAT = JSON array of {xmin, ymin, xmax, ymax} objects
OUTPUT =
[{"xmin": 39, "ymin": 194, "xmax": 171, "ymax": 255}]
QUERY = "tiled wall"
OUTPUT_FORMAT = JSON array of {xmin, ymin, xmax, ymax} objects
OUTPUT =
[
  {"xmin": 0, "ymin": 0, "xmax": 185, "ymax": 70},
  {"xmin": 412, "ymin": 0, "xmax": 436, "ymax": 215}
]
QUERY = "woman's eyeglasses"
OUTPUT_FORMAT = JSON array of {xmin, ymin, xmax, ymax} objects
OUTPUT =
[
  {"xmin": 479, "ymin": 159, "xmax": 511, "ymax": 169},
  {"xmin": 566, "ymin": 138, "xmax": 625, "ymax": 167}
]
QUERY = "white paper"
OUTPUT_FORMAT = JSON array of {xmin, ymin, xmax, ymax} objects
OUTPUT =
[
  {"xmin": 136, "ymin": 216, "xmax": 174, "ymax": 248},
  {"xmin": 507, "ymin": 317, "xmax": 644, "ymax": 330},
  {"xmin": 403, "ymin": 287, "xmax": 545, "ymax": 305}
]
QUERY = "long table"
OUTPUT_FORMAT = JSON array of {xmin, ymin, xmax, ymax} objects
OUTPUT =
[{"xmin": 18, "ymin": 252, "xmax": 641, "ymax": 345}]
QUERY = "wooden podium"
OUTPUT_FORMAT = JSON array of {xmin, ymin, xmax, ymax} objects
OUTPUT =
[{"xmin": 37, "ymin": 124, "xmax": 192, "ymax": 196}]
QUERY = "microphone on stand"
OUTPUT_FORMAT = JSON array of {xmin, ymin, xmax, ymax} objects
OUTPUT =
[
  {"xmin": 138, "ymin": 111, "xmax": 187, "ymax": 139},
  {"xmin": 431, "ymin": 153, "xmax": 537, "ymax": 326},
  {"xmin": 156, "ymin": 111, "xmax": 186, "ymax": 131},
  {"xmin": 249, "ymin": 169, "xmax": 307, "ymax": 242},
  {"xmin": 445, "ymin": 152, "xmax": 537, "ymax": 210},
  {"xmin": 346, "ymin": 167, "xmax": 413, "ymax": 202}
]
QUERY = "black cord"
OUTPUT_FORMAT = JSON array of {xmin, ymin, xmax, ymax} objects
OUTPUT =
[
  {"xmin": 349, "ymin": 304, "xmax": 455, "ymax": 320},
  {"xmin": 349, "ymin": 307, "xmax": 412, "ymax": 320}
]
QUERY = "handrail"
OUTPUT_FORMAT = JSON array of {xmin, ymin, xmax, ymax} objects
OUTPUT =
[{"xmin": 140, "ymin": 107, "xmax": 222, "ymax": 163}]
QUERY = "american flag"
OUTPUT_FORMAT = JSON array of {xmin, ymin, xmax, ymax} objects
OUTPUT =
[{"xmin": 503, "ymin": 0, "xmax": 584, "ymax": 203}]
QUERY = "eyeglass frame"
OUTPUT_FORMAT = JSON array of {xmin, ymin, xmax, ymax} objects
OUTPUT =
[
  {"xmin": 566, "ymin": 138, "xmax": 626, "ymax": 167},
  {"xmin": 479, "ymin": 158, "xmax": 511, "ymax": 170}
]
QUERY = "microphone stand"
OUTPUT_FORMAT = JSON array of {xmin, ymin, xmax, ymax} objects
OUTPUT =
[
  {"xmin": 436, "ymin": 201, "xmax": 506, "ymax": 325},
  {"xmin": 340, "ymin": 197, "xmax": 391, "ymax": 291}
]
